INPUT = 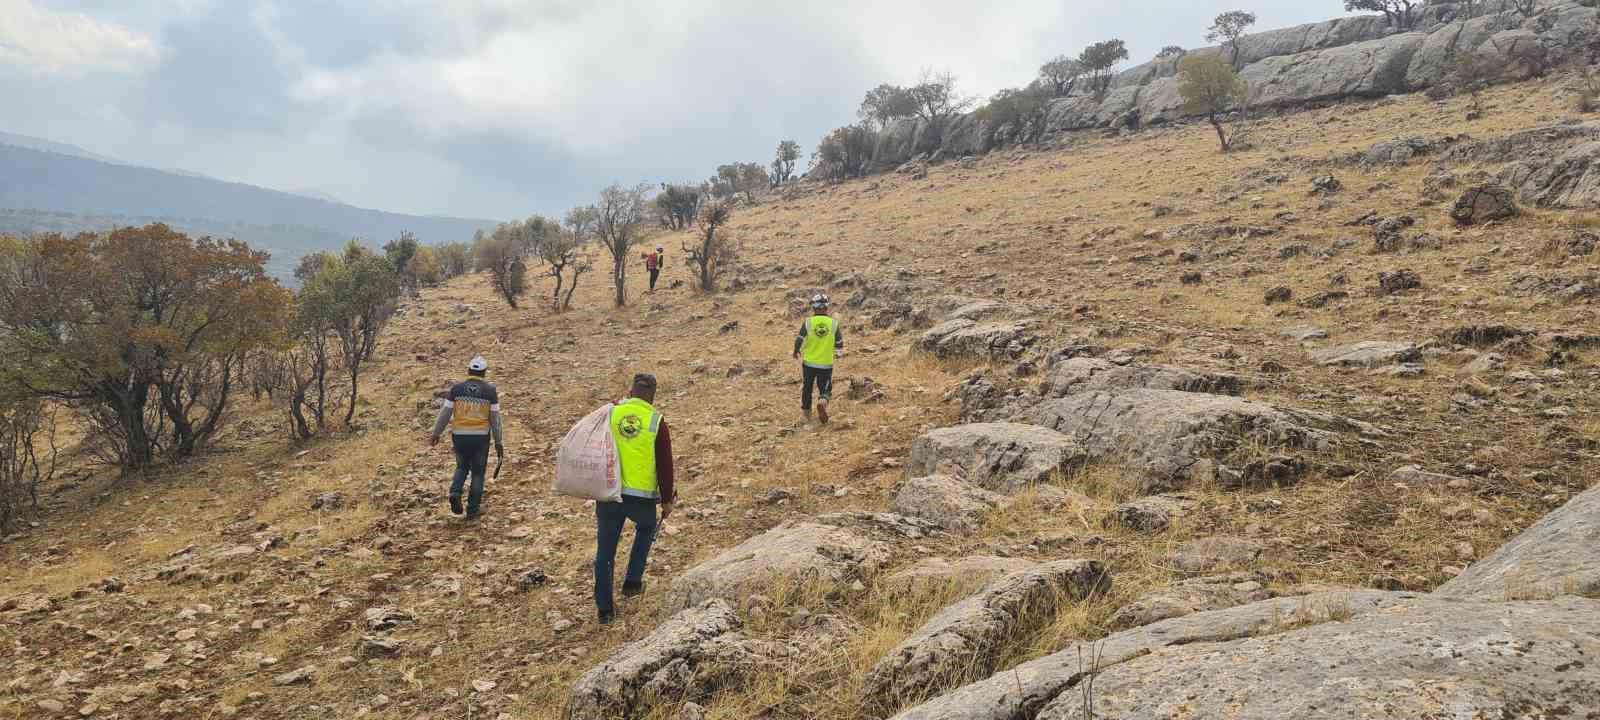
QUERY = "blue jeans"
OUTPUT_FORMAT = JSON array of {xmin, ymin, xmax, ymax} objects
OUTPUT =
[
  {"xmin": 594, "ymin": 496, "xmax": 659, "ymax": 616},
  {"xmin": 450, "ymin": 434, "xmax": 489, "ymax": 515}
]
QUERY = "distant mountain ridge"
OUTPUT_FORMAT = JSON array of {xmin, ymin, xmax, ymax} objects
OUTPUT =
[
  {"xmin": 0, "ymin": 130, "xmax": 121, "ymax": 164},
  {"xmin": 0, "ymin": 142, "xmax": 497, "ymax": 244}
]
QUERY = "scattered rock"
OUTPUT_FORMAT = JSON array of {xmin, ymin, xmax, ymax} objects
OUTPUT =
[
  {"xmin": 272, "ymin": 666, "xmax": 316, "ymax": 686},
  {"xmin": 919, "ymin": 320, "xmax": 1037, "ymax": 361},
  {"xmin": 1105, "ymin": 495, "xmax": 1198, "ymax": 533},
  {"xmin": 1376, "ymin": 269, "xmax": 1422, "ymax": 295},
  {"xmin": 1280, "ymin": 326, "xmax": 1327, "ymax": 341},
  {"xmin": 1309, "ymin": 175, "xmax": 1342, "ymax": 195},
  {"xmin": 1450, "ymin": 183, "xmax": 1519, "ymax": 226},
  {"xmin": 310, "ymin": 493, "xmax": 344, "ymax": 511},
  {"xmin": 1298, "ymin": 290, "xmax": 1348, "ymax": 309},
  {"xmin": 1389, "ymin": 465, "xmax": 1464, "ymax": 486},
  {"xmin": 1263, "ymin": 285, "xmax": 1293, "ymax": 305}
]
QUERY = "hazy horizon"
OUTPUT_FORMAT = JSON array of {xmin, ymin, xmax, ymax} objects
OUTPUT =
[{"xmin": 4, "ymin": 0, "xmax": 1363, "ymax": 221}]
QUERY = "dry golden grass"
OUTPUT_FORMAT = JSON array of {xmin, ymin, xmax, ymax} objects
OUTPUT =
[{"xmin": 4, "ymin": 74, "xmax": 1599, "ymax": 720}]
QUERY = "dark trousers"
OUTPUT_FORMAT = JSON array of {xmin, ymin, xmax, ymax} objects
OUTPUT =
[
  {"xmin": 450, "ymin": 434, "xmax": 490, "ymax": 515},
  {"xmin": 648, "ymin": 268, "xmax": 660, "ymax": 291},
  {"xmin": 802, "ymin": 365, "xmax": 834, "ymax": 410},
  {"xmin": 594, "ymin": 496, "xmax": 659, "ymax": 616}
]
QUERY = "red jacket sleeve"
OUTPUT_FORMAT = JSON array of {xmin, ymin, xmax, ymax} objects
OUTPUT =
[{"xmin": 655, "ymin": 420, "xmax": 676, "ymax": 504}]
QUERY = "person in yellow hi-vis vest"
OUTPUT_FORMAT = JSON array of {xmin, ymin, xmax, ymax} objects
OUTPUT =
[
  {"xmin": 792, "ymin": 293, "xmax": 845, "ymax": 424},
  {"xmin": 594, "ymin": 373, "xmax": 676, "ymax": 625}
]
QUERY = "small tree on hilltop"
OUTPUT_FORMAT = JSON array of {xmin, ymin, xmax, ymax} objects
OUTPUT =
[
  {"xmin": 539, "ymin": 207, "xmax": 595, "ymax": 311},
  {"xmin": 683, "ymin": 201, "xmax": 740, "ymax": 292},
  {"xmin": 1079, "ymin": 40, "xmax": 1130, "ymax": 99},
  {"xmin": 772, "ymin": 140, "xmax": 801, "ymax": 185},
  {"xmin": 1344, "ymin": 0, "xmax": 1418, "ymax": 31},
  {"xmin": 383, "ymin": 231, "xmax": 419, "ymax": 295},
  {"xmin": 595, "ymin": 183, "xmax": 650, "ymax": 307},
  {"xmin": 710, "ymin": 162, "xmax": 769, "ymax": 203},
  {"xmin": 1039, "ymin": 55, "xmax": 1085, "ymax": 97},
  {"xmin": 1157, "ymin": 46, "xmax": 1188, "ymax": 60},
  {"xmin": 858, "ymin": 83, "xmax": 917, "ymax": 130},
  {"xmin": 906, "ymin": 69, "xmax": 977, "ymax": 145},
  {"xmin": 1179, "ymin": 54, "xmax": 1250, "ymax": 152},
  {"xmin": 1207, "ymin": 11, "xmax": 1257, "ymax": 68},
  {"xmin": 653, "ymin": 183, "xmax": 704, "ymax": 231},
  {"xmin": 811, "ymin": 124, "xmax": 877, "ymax": 182},
  {"xmin": 980, "ymin": 84, "xmax": 1052, "ymax": 143}
]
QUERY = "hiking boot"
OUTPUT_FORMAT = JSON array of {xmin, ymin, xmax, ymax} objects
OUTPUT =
[
  {"xmin": 598, "ymin": 610, "xmax": 615, "ymax": 625},
  {"xmin": 449, "ymin": 495, "xmax": 463, "ymax": 516},
  {"xmin": 818, "ymin": 401, "xmax": 830, "ymax": 425},
  {"xmin": 463, "ymin": 510, "xmax": 481, "ymax": 523},
  {"xmin": 621, "ymin": 582, "xmax": 645, "ymax": 599}
]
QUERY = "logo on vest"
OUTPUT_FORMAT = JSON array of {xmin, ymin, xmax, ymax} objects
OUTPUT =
[
  {"xmin": 619, "ymin": 414, "xmax": 644, "ymax": 439},
  {"xmin": 813, "ymin": 322, "xmax": 830, "ymax": 338}
]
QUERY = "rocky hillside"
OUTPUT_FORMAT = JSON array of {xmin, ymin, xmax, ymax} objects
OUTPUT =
[
  {"xmin": 873, "ymin": 0, "xmax": 1598, "ymax": 166},
  {"xmin": 4, "ymin": 54, "xmax": 1600, "ymax": 720}
]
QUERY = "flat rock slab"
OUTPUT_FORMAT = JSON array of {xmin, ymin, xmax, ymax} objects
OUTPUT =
[
  {"xmin": 919, "ymin": 320, "xmax": 1036, "ymax": 361},
  {"xmin": 1164, "ymin": 536, "xmax": 1265, "ymax": 574},
  {"xmin": 1034, "ymin": 598, "xmax": 1600, "ymax": 720},
  {"xmin": 1434, "ymin": 484, "xmax": 1600, "ymax": 601},
  {"xmin": 1308, "ymin": 341, "xmax": 1420, "ymax": 368},
  {"xmin": 907, "ymin": 423, "xmax": 1086, "ymax": 493},
  {"xmin": 1039, "ymin": 358, "xmax": 1241, "ymax": 399},
  {"xmin": 890, "ymin": 475, "xmax": 1006, "ymax": 535},
  {"xmin": 945, "ymin": 300, "xmax": 1006, "ymax": 321},
  {"xmin": 889, "ymin": 590, "xmax": 1419, "ymax": 720},
  {"xmin": 1279, "ymin": 325, "xmax": 1328, "ymax": 341},
  {"xmin": 1021, "ymin": 389, "xmax": 1357, "ymax": 493},
  {"xmin": 665, "ymin": 523, "xmax": 890, "ymax": 611},
  {"xmin": 881, "ymin": 557, "xmax": 1041, "ymax": 595},
  {"xmin": 865, "ymin": 560, "xmax": 1108, "ymax": 711},
  {"xmin": 1109, "ymin": 572, "xmax": 1275, "ymax": 629},
  {"xmin": 569, "ymin": 600, "xmax": 782, "ymax": 719}
]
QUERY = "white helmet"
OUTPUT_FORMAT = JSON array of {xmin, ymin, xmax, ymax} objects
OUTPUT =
[
  {"xmin": 811, "ymin": 293, "xmax": 831, "ymax": 310},
  {"xmin": 468, "ymin": 356, "xmax": 489, "ymax": 373}
]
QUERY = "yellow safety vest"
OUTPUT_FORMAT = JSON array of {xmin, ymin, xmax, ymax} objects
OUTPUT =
[
  {"xmin": 802, "ymin": 315, "xmax": 838, "ymax": 369},
  {"xmin": 610, "ymin": 398, "xmax": 661, "ymax": 498}
]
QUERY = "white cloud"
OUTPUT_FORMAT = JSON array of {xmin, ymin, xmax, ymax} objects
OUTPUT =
[{"xmin": 0, "ymin": 0, "xmax": 159, "ymax": 74}]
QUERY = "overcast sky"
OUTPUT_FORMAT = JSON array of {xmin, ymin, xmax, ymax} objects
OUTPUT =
[{"xmin": 1, "ymin": 0, "xmax": 1361, "ymax": 221}]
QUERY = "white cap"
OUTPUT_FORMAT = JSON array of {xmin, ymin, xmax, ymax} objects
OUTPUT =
[{"xmin": 468, "ymin": 356, "xmax": 489, "ymax": 373}]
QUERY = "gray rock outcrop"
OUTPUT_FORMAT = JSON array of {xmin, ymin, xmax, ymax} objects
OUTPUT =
[
  {"xmin": 1039, "ymin": 359, "xmax": 1241, "ymax": 399},
  {"xmin": 865, "ymin": 560, "xmax": 1108, "ymax": 710},
  {"xmin": 890, "ymin": 475, "xmax": 1006, "ymax": 535},
  {"xmin": 882, "ymin": 557, "xmax": 1040, "ymax": 595},
  {"xmin": 888, "ymin": 590, "xmax": 1421, "ymax": 720},
  {"xmin": 1435, "ymin": 484, "xmax": 1600, "ymax": 601},
  {"xmin": 664, "ymin": 523, "xmax": 889, "ymax": 611},
  {"xmin": 1309, "ymin": 341, "xmax": 1421, "ymax": 367},
  {"xmin": 1020, "ymin": 390, "xmax": 1358, "ymax": 492},
  {"xmin": 1109, "ymin": 572, "xmax": 1275, "ymax": 628},
  {"xmin": 1165, "ymin": 536, "xmax": 1265, "ymax": 574},
  {"xmin": 907, "ymin": 423, "xmax": 1085, "ymax": 492},
  {"xmin": 919, "ymin": 320, "xmax": 1036, "ymax": 361}
]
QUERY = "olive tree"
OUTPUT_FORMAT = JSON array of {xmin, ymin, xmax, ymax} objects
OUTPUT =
[
  {"xmin": 1179, "ymin": 54, "xmax": 1249, "ymax": 152},
  {"xmin": 1207, "ymin": 11, "xmax": 1257, "ymax": 68},
  {"xmin": 1039, "ymin": 55, "xmax": 1085, "ymax": 96},
  {"xmin": 594, "ymin": 183, "xmax": 650, "ymax": 307},
  {"xmin": 1079, "ymin": 40, "xmax": 1130, "ymax": 99},
  {"xmin": 682, "ymin": 201, "xmax": 740, "ymax": 292},
  {"xmin": 772, "ymin": 140, "xmax": 801, "ymax": 185},
  {"xmin": 1344, "ymin": 0, "xmax": 1419, "ymax": 31}
]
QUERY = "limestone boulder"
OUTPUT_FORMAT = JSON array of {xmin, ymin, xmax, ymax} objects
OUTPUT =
[
  {"xmin": 664, "ymin": 523, "xmax": 889, "ymax": 611},
  {"xmin": 919, "ymin": 320, "xmax": 1037, "ymax": 361},
  {"xmin": 569, "ymin": 600, "xmax": 783, "ymax": 720},
  {"xmin": 1105, "ymin": 495, "xmax": 1198, "ymax": 533},
  {"xmin": 1435, "ymin": 484, "xmax": 1600, "ymax": 601},
  {"xmin": 890, "ymin": 475, "xmax": 1006, "ymax": 535},
  {"xmin": 864, "ymin": 560, "xmax": 1108, "ymax": 710},
  {"xmin": 1309, "ymin": 341, "xmax": 1420, "ymax": 368},
  {"xmin": 1032, "ymin": 598, "xmax": 1600, "ymax": 720},
  {"xmin": 1020, "ymin": 390, "xmax": 1360, "ymax": 492},
  {"xmin": 1500, "ymin": 141, "xmax": 1600, "ymax": 210},
  {"xmin": 907, "ymin": 423, "xmax": 1085, "ymax": 492},
  {"xmin": 1241, "ymin": 33, "xmax": 1425, "ymax": 110},
  {"xmin": 1039, "ymin": 358, "xmax": 1241, "ymax": 399},
  {"xmin": 888, "ymin": 590, "xmax": 1420, "ymax": 720},
  {"xmin": 1108, "ymin": 572, "xmax": 1275, "ymax": 628},
  {"xmin": 1450, "ymin": 183, "xmax": 1520, "ymax": 225}
]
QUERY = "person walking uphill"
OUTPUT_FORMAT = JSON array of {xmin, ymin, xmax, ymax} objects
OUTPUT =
[
  {"xmin": 642, "ymin": 246, "xmax": 664, "ymax": 292},
  {"xmin": 793, "ymin": 293, "xmax": 844, "ymax": 424},
  {"xmin": 595, "ymin": 373, "xmax": 676, "ymax": 625},
  {"xmin": 428, "ymin": 356, "xmax": 504, "ymax": 521}
]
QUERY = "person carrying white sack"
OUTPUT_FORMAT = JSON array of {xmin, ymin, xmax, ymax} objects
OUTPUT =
[{"xmin": 592, "ymin": 373, "xmax": 675, "ymax": 625}]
